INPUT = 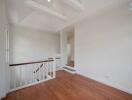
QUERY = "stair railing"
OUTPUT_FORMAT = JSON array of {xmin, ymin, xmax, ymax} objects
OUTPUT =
[{"xmin": 9, "ymin": 59, "xmax": 56, "ymax": 92}]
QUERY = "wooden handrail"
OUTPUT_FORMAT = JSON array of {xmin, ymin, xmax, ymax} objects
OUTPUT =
[
  {"xmin": 9, "ymin": 60, "xmax": 54, "ymax": 67},
  {"xmin": 48, "ymin": 57, "xmax": 60, "ymax": 59}
]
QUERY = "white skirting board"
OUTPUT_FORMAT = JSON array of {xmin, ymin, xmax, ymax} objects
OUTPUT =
[
  {"xmin": 63, "ymin": 66, "xmax": 76, "ymax": 74},
  {"xmin": 9, "ymin": 76, "xmax": 53, "ymax": 93},
  {"xmin": 76, "ymin": 72, "xmax": 132, "ymax": 95},
  {"xmin": 0, "ymin": 94, "xmax": 6, "ymax": 100},
  {"xmin": 66, "ymin": 66, "xmax": 76, "ymax": 70},
  {"xmin": 56, "ymin": 67, "xmax": 63, "ymax": 71}
]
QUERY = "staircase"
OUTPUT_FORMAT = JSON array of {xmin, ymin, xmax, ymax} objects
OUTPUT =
[{"xmin": 9, "ymin": 58, "xmax": 56, "ymax": 92}]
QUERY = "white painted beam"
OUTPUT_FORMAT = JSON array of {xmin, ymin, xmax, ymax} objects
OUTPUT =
[
  {"xmin": 68, "ymin": 0, "xmax": 84, "ymax": 10},
  {"xmin": 63, "ymin": 0, "xmax": 83, "ymax": 11},
  {"xmin": 26, "ymin": 0, "xmax": 68, "ymax": 21},
  {"xmin": 130, "ymin": 3, "xmax": 132, "ymax": 11}
]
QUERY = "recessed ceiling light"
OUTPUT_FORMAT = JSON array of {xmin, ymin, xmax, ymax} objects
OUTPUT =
[{"xmin": 48, "ymin": 0, "xmax": 51, "ymax": 3}]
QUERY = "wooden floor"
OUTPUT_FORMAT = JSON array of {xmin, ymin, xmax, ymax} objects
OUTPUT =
[{"xmin": 5, "ymin": 71, "xmax": 132, "ymax": 100}]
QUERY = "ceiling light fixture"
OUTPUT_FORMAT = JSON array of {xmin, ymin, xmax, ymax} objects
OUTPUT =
[{"xmin": 48, "ymin": 0, "xmax": 51, "ymax": 3}]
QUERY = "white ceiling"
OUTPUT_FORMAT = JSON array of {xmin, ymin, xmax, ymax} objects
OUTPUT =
[{"xmin": 6, "ymin": 0, "xmax": 132, "ymax": 33}]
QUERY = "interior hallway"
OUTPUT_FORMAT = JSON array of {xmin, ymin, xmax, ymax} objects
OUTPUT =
[{"xmin": 5, "ymin": 71, "xmax": 132, "ymax": 100}]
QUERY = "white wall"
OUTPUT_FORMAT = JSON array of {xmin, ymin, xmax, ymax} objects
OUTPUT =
[
  {"xmin": 0, "ymin": 0, "xmax": 10, "ymax": 98},
  {"xmin": 75, "ymin": 5, "xmax": 132, "ymax": 94},
  {"xmin": 10, "ymin": 25, "xmax": 60, "ymax": 64},
  {"xmin": 60, "ymin": 31, "xmax": 68, "ymax": 67}
]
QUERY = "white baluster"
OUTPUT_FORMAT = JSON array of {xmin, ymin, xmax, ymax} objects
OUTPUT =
[
  {"xmin": 32, "ymin": 64, "xmax": 35, "ymax": 82},
  {"xmin": 14, "ymin": 67, "xmax": 16, "ymax": 88},
  {"xmin": 53, "ymin": 57, "xmax": 56, "ymax": 78},
  {"xmin": 38, "ymin": 64, "xmax": 41, "ymax": 81},
  {"xmin": 47, "ymin": 62, "xmax": 49, "ymax": 77},
  {"xmin": 36, "ymin": 64, "xmax": 38, "ymax": 81},
  {"xmin": 30, "ymin": 65, "xmax": 32, "ymax": 83},
  {"xmin": 11, "ymin": 67, "xmax": 14, "ymax": 89},
  {"xmin": 19, "ymin": 66, "xmax": 22, "ymax": 86},
  {"xmin": 49, "ymin": 61, "xmax": 51, "ymax": 77},
  {"xmin": 41, "ymin": 63, "xmax": 43, "ymax": 80},
  {"xmin": 46, "ymin": 62, "xmax": 48, "ymax": 79},
  {"xmin": 32, "ymin": 64, "xmax": 34, "ymax": 83},
  {"xmin": 24, "ymin": 65, "xmax": 27, "ymax": 85},
  {"xmin": 44, "ymin": 62, "xmax": 46, "ymax": 79},
  {"xmin": 42, "ymin": 63, "xmax": 45, "ymax": 80},
  {"xmin": 39, "ymin": 63, "xmax": 42, "ymax": 81}
]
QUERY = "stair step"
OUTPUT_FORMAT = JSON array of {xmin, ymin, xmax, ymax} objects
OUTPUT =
[{"xmin": 63, "ymin": 67, "xmax": 76, "ymax": 71}]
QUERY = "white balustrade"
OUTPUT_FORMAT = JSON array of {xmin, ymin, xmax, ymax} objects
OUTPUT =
[{"xmin": 9, "ymin": 59, "xmax": 56, "ymax": 92}]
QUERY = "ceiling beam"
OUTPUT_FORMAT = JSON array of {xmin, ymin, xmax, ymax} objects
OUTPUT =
[
  {"xmin": 63, "ymin": 0, "xmax": 84, "ymax": 11},
  {"xmin": 26, "ymin": 0, "xmax": 68, "ymax": 21},
  {"xmin": 130, "ymin": 3, "xmax": 132, "ymax": 10}
]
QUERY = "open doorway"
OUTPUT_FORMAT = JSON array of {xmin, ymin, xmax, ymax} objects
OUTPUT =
[
  {"xmin": 66, "ymin": 32, "xmax": 74, "ymax": 68},
  {"xmin": 60, "ymin": 28, "xmax": 76, "ymax": 73}
]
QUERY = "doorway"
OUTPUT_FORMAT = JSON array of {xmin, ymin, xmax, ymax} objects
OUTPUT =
[
  {"xmin": 60, "ymin": 28, "xmax": 75, "ymax": 73},
  {"xmin": 66, "ymin": 32, "xmax": 74, "ymax": 68}
]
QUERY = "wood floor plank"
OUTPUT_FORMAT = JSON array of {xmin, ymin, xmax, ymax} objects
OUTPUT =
[{"xmin": 5, "ymin": 71, "xmax": 132, "ymax": 100}]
